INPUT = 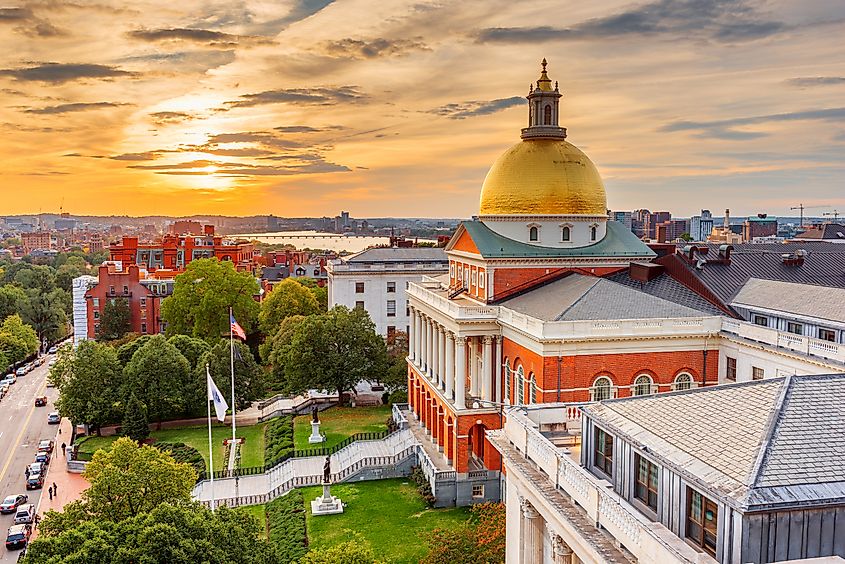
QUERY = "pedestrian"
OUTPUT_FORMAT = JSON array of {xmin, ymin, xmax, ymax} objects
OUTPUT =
[
  {"xmin": 48, "ymin": 486, "xmax": 53, "ymax": 501},
  {"xmin": 34, "ymin": 514, "xmax": 40, "ymax": 529},
  {"xmin": 25, "ymin": 467, "xmax": 30, "ymax": 479},
  {"xmin": 61, "ymin": 442, "xmax": 66, "ymax": 456},
  {"xmin": 53, "ymin": 482, "xmax": 57, "ymax": 496}
]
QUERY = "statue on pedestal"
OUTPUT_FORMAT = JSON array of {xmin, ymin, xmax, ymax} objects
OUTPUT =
[
  {"xmin": 323, "ymin": 455, "xmax": 331, "ymax": 483},
  {"xmin": 312, "ymin": 406, "xmax": 319, "ymax": 423}
]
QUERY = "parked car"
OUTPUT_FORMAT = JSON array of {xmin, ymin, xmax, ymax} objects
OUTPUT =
[
  {"xmin": 48, "ymin": 345, "xmax": 58, "ymax": 354},
  {"xmin": 47, "ymin": 412, "xmax": 60, "ymax": 424},
  {"xmin": 38, "ymin": 439, "xmax": 54, "ymax": 453},
  {"xmin": 1, "ymin": 375, "xmax": 16, "ymax": 386},
  {"xmin": 34, "ymin": 450, "xmax": 50, "ymax": 465},
  {"xmin": 13, "ymin": 504, "xmax": 34, "ymax": 525},
  {"xmin": 26, "ymin": 463, "xmax": 42, "ymax": 477},
  {"xmin": 5, "ymin": 524, "xmax": 30, "ymax": 550},
  {"xmin": 25, "ymin": 472, "xmax": 44, "ymax": 490},
  {"xmin": 0, "ymin": 495, "xmax": 28, "ymax": 514},
  {"xmin": 15, "ymin": 367, "xmax": 26, "ymax": 376}
]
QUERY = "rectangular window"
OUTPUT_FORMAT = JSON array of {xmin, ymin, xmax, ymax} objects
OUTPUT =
[
  {"xmin": 478, "ymin": 272, "xmax": 485, "ymax": 289},
  {"xmin": 140, "ymin": 309, "xmax": 147, "ymax": 319},
  {"xmin": 386, "ymin": 300, "xmax": 396, "ymax": 317},
  {"xmin": 94, "ymin": 323, "xmax": 100, "ymax": 334},
  {"xmin": 726, "ymin": 357, "xmax": 737, "ymax": 382},
  {"xmin": 93, "ymin": 311, "xmax": 100, "ymax": 319},
  {"xmin": 449, "ymin": 263, "xmax": 455, "ymax": 278},
  {"xmin": 141, "ymin": 323, "xmax": 147, "ymax": 334},
  {"xmin": 355, "ymin": 301, "xmax": 364, "ymax": 309},
  {"xmin": 471, "ymin": 270, "xmax": 477, "ymax": 286},
  {"xmin": 634, "ymin": 454, "xmax": 659, "ymax": 512},
  {"xmin": 92, "ymin": 298, "xmax": 99, "ymax": 308},
  {"xmin": 786, "ymin": 322, "xmax": 803, "ymax": 335},
  {"xmin": 387, "ymin": 326, "xmax": 396, "ymax": 339},
  {"xmin": 594, "ymin": 427, "xmax": 614, "ymax": 477},
  {"xmin": 753, "ymin": 315, "xmax": 768, "ymax": 327},
  {"xmin": 140, "ymin": 297, "xmax": 147, "ymax": 307},
  {"xmin": 387, "ymin": 281, "xmax": 396, "ymax": 293},
  {"xmin": 819, "ymin": 328, "xmax": 836, "ymax": 342},
  {"xmin": 686, "ymin": 488, "xmax": 718, "ymax": 557},
  {"xmin": 472, "ymin": 484, "xmax": 484, "ymax": 498},
  {"xmin": 405, "ymin": 300, "xmax": 410, "ymax": 317},
  {"xmin": 752, "ymin": 366, "xmax": 764, "ymax": 380},
  {"xmin": 109, "ymin": 285, "xmax": 115, "ymax": 294},
  {"xmin": 123, "ymin": 285, "xmax": 129, "ymax": 295},
  {"xmin": 355, "ymin": 282, "xmax": 365, "ymax": 293}
]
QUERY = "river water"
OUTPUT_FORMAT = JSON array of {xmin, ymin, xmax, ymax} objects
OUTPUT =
[{"xmin": 233, "ymin": 231, "xmax": 393, "ymax": 253}]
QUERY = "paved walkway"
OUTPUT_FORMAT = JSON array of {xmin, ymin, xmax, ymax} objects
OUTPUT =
[{"xmin": 33, "ymin": 418, "xmax": 89, "ymax": 538}]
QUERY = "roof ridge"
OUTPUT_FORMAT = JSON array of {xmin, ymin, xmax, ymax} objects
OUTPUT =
[
  {"xmin": 599, "ymin": 276, "xmax": 703, "ymax": 315},
  {"xmin": 747, "ymin": 375, "xmax": 794, "ymax": 491}
]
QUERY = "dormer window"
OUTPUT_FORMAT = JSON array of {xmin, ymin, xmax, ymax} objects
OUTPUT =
[
  {"xmin": 590, "ymin": 225, "xmax": 598, "ymax": 241},
  {"xmin": 561, "ymin": 226, "xmax": 571, "ymax": 241},
  {"xmin": 529, "ymin": 226, "xmax": 538, "ymax": 241}
]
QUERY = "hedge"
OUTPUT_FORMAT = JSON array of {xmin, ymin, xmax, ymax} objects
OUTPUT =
[
  {"xmin": 264, "ymin": 416, "xmax": 294, "ymax": 466},
  {"xmin": 155, "ymin": 442, "xmax": 205, "ymax": 477},
  {"xmin": 266, "ymin": 489, "xmax": 307, "ymax": 563}
]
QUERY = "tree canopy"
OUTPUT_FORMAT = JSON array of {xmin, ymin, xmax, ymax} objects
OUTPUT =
[
  {"xmin": 161, "ymin": 258, "xmax": 260, "ymax": 341},
  {"xmin": 98, "ymin": 297, "xmax": 131, "ymax": 341},
  {"xmin": 0, "ymin": 313, "xmax": 40, "ymax": 363},
  {"xmin": 258, "ymin": 278, "xmax": 320, "ymax": 336},
  {"xmin": 122, "ymin": 335, "xmax": 191, "ymax": 425},
  {"xmin": 168, "ymin": 334, "xmax": 212, "ymax": 369},
  {"xmin": 199, "ymin": 339, "xmax": 265, "ymax": 411},
  {"xmin": 281, "ymin": 306, "xmax": 388, "ymax": 398},
  {"xmin": 54, "ymin": 340, "xmax": 122, "ymax": 434},
  {"xmin": 423, "ymin": 503, "xmax": 505, "ymax": 564}
]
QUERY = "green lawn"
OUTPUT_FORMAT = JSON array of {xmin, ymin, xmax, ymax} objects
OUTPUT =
[
  {"xmin": 293, "ymin": 406, "xmax": 391, "ymax": 451},
  {"xmin": 76, "ymin": 422, "xmax": 266, "ymax": 472},
  {"xmin": 302, "ymin": 479, "xmax": 471, "ymax": 563},
  {"xmin": 241, "ymin": 505, "xmax": 267, "ymax": 539}
]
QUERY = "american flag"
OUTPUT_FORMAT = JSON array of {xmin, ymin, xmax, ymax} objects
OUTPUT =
[{"xmin": 230, "ymin": 313, "xmax": 246, "ymax": 340}]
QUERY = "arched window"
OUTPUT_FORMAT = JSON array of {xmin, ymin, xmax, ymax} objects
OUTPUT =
[
  {"xmin": 544, "ymin": 104, "xmax": 552, "ymax": 125},
  {"xmin": 529, "ymin": 373, "xmax": 537, "ymax": 404},
  {"xmin": 633, "ymin": 374, "xmax": 655, "ymax": 396},
  {"xmin": 674, "ymin": 372, "xmax": 693, "ymax": 391},
  {"xmin": 561, "ymin": 226, "xmax": 570, "ymax": 242},
  {"xmin": 529, "ymin": 226, "xmax": 538, "ymax": 241},
  {"xmin": 590, "ymin": 225, "xmax": 597, "ymax": 241},
  {"xmin": 504, "ymin": 359, "xmax": 511, "ymax": 404},
  {"xmin": 591, "ymin": 376, "xmax": 614, "ymax": 401},
  {"xmin": 516, "ymin": 366, "xmax": 525, "ymax": 405}
]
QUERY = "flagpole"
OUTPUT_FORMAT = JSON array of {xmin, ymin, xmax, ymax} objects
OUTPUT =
[
  {"xmin": 206, "ymin": 364, "xmax": 215, "ymax": 513},
  {"xmin": 229, "ymin": 306, "xmax": 236, "ymax": 464}
]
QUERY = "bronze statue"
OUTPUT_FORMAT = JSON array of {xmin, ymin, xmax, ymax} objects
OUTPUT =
[
  {"xmin": 312, "ymin": 406, "xmax": 319, "ymax": 423},
  {"xmin": 323, "ymin": 455, "xmax": 331, "ymax": 483}
]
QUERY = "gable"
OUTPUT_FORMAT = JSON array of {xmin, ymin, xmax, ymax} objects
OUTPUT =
[{"xmin": 447, "ymin": 224, "xmax": 481, "ymax": 255}]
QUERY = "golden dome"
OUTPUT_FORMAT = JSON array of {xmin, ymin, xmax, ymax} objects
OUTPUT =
[{"xmin": 479, "ymin": 138, "xmax": 607, "ymax": 216}]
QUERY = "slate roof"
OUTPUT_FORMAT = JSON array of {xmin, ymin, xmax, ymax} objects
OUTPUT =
[
  {"xmin": 344, "ymin": 247, "xmax": 447, "ymax": 263},
  {"xmin": 794, "ymin": 223, "xmax": 845, "ymax": 241},
  {"xmin": 457, "ymin": 220, "xmax": 656, "ymax": 259},
  {"xmin": 500, "ymin": 273, "xmax": 705, "ymax": 321},
  {"xmin": 583, "ymin": 374, "xmax": 845, "ymax": 511},
  {"xmin": 731, "ymin": 278, "xmax": 845, "ymax": 324},
  {"xmin": 664, "ymin": 242, "xmax": 845, "ymax": 303},
  {"xmin": 260, "ymin": 266, "xmax": 289, "ymax": 281},
  {"xmin": 606, "ymin": 270, "xmax": 725, "ymax": 316}
]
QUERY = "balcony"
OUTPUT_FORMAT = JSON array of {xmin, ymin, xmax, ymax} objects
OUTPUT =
[
  {"xmin": 495, "ymin": 406, "xmax": 713, "ymax": 564},
  {"xmin": 721, "ymin": 318, "xmax": 845, "ymax": 365},
  {"xmin": 407, "ymin": 281, "xmax": 497, "ymax": 321}
]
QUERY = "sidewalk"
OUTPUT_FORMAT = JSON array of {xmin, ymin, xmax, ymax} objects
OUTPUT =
[{"xmin": 33, "ymin": 418, "xmax": 89, "ymax": 537}]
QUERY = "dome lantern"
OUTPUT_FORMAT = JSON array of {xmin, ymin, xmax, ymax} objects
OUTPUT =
[{"xmin": 522, "ymin": 59, "xmax": 566, "ymax": 140}]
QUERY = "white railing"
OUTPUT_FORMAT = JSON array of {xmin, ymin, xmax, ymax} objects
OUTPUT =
[
  {"xmin": 721, "ymin": 319, "xmax": 845, "ymax": 364},
  {"xmin": 504, "ymin": 409, "xmax": 709, "ymax": 564},
  {"xmin": 407, "ymin": 283, "xmax": 498, "ymax": 320},
  {"xmin": 498, "ymin": 308, "xmax": 723, "ymax": 341}
]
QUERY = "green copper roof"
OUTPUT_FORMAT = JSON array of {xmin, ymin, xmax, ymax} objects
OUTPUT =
[{"xmin": 460, "ymin": 220, "xmax": 656, "ymax": 259}]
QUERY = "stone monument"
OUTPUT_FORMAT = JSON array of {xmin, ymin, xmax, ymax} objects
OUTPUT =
[
  {"xmin": 308, "ymin": 405, "xmax": 324, "ymax": 444},
  {"xmin": 311, "ymin": 456, "xmax": 343, "ymax": 515}
]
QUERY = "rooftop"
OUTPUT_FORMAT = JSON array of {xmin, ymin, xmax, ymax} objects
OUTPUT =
[
  {"xmin": 583, "ymin": 374, "xmax": 845, "ymax": 510},
  {"xmin": 731, "ymin": 278, "xmax": 845, "ymax": 324},
  {"xmin": 795, "ymin": 223, "xmax": 845, "ymax": 241},
  {"xmin": 342, "ymin": 247, "xmax": 448, "ymax": 263}
]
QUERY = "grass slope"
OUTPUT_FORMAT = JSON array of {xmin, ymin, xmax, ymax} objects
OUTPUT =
[{"xmin": 293, "ymin": 406, "xmax": 390, "ymax": 451}]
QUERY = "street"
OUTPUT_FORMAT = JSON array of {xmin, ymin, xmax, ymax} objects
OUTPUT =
[{"xmin": 0, "ymin": 357, "xmax": 60, "ymax": 562}]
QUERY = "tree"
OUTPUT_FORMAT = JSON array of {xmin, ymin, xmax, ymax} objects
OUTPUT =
[
  {"xmin": 123, "ymin": 335, "xmax": 191, "ymax": 426},
  {"xmin": 55, "ymin": 257, "xmax": 89, "ymax": 292},
  {"xmin": 679, "ymin": 232, "xmax": 693, "ymax": 242},
  {"xmin": 168, "ymin": 334, "xmax": 212, "ymax": 369},
  {"xmin": 198, "ymin": 339, "xmax": 265, "ymax": 412},
  {"xmin": 160, "ymin": 258, "xmax": 260, "ymax": 341},
  {"xmin": 423, "ymin": 503, "xmax": 505, "ymax": 564},
  {"xmin": 282, "ymin": 306, "xmax": 388, "ymax": 399},
  {"xmin": 0, "ymin": 314, "xmax": 39, "ymax": 362},
  {"xmin": 293, "ymin": 277, "xmax": 328, "ymax": 311},
  {"xmin": 0, "ymin": 284, "xmax": 27, "ymax": 320},
  {"xmin": 262, "ymin": 315, "xmax": 306, "ymax": 392},
  {"xmin": 26, "ymin": 503, "xmax": 275, "ymax": 564},
  {"xmin": 384, "ymin": 330, "xmax": 409, "ymax": 391},
  {"xmin": 20, "ymin": 287, "xmax": 69, "ymax": 344},
  {"xmin": 116, "ymin": 334, "xmax": 152, "ymax": 366},
  {"xmin": 122, "ymin": 392, "xmax": 149, "ymax": 443},
  {"xmin": 98, "ymin": 297, "xmax": 131, "ymax": 341},
  {"xmin": 299, "ymin": 536, "xmax": 382, "ymax": 564},
  {"xmin": 55, "ymin": 340, "xmax": 122, "ymax": 434},
  {"xmin": 258, "ymin": 278, "xmax": 320, "ymax": 335}
]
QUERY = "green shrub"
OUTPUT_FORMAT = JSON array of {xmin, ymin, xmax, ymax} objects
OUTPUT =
[
  {"xmin": 264, "ymin": 416, "xmax": 294, "ymax": 466},
  {"xmin": 409, "ymin": 465, "xmax": 435, "ymax": 506},
  {"xmin": 266, "ymin": 490, "xmax": 307, "ymax": 562},
  {"xmin": 387, "ymin": 390, "xmax": 407, "ymax": 405},
  {"xmin": 155, "ymin": 441, "xmax": 205, "ymax": 476}
]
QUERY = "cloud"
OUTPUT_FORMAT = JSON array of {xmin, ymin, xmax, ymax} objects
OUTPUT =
[
  {"xmin": 660, "ymin": 107, "xmax": 845, "ymax": 139},
  {"xmin": 476, "ymin": 0, "xmax": 785, "ymax": 44},
  {"xmin": 0, "ymin": 63, "xmax": 137, "ymax": 83},
  {"xmin": 785, "ymin": 76, "xmax": 845, "ymax": 88},
  {"xmin": 129, "ymin": 158, "xmax": 350, "ymax": 176},
  {"xmin": 24, "ymin": 102, "xmax": 129, "ymax": 114},
  {"xmin": 222, "ymin": 86, "xmax": 366, "ymax": 109},
  {"xmin": 109, "ymin": 151, "xmax": 167, "ymax": 161},
  {"xmin": 318, "ymin": 37, "xmax": 428, "ymax": 59},
  {"xmin": 127, "ymin": 27, "xmax": 273, "ymax": 48},
  {"xmin": 149, "ymin": 111, "xmax": 197, "ymax": 124},
  {"xmin": 0, "ymin": 6, "xmax": 66, "ymax": 37},
  {"xmin": 429, "ymin": 96, "xmax": 524, "ymax": 119}
]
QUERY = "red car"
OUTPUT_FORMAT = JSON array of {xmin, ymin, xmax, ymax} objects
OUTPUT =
[{"xmin": 34, "ymin": 396, "xmax": 47, "ymax": 407}]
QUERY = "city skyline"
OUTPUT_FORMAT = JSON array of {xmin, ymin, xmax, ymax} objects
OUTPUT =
[{"xmin": 2, "ymin": 0, "xmax": 845, "ymax": 218}]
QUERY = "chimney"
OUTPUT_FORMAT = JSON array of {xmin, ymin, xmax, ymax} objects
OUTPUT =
[
  {"xmin": 781, "ymin": 250, "xmax": 805, "ymax": 267},
  {"xmin": 724, "ymin": 209, "xmax": 730, "ymax": 229},
  {"xmin": 203, "ymin": 225, "xmax": 215, "ymax": 236},
  {"xmin": 629, "ymin": 262, "xmax": 664, "ymax": 282}
]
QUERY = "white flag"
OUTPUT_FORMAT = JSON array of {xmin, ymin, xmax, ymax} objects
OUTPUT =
[{"xmin": 207, "ymin": 366, "xmax": 229, "ymax": 422}]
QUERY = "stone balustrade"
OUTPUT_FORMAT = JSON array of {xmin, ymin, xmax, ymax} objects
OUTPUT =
[{"xmin": 721, "ymin": 318, "xmax": 845, "ymax": 364}]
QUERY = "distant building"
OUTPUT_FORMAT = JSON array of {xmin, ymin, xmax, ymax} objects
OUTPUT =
[
  {"xmin": 656, "ymin": 218, "xmax": 689, "ymax": 242},
  {"xmin": 327, "ymin": 247, "xmax": 448, "ymax": 337},
  {"xmin": 742, "ymin": 213, "xmax": 777, "ymax": 241},
  {"xmin": 21, "ymin": 231, "xmax": 52, "ymax": 254},
  {"xmin": 708, "ymin": 208, "xmax": 743, "ymax": 244},
  {"xmin": 168, "ymin": 220, "xmax": 202, "ymax": 236},
  {"xmin": 610, "ymin": 210, "xmax": 632, "ymax": 230},
  {"xmin": 794, "ymin": 222, "xmax": 845, "ymax": 243},
  {"xmin": 54, "ymin": 217, "xmax": 76, "ymax": 230},
  {"xmin": 645, "ymin": 210, "xmax": 671, "ymax": 239},
  {"xmin": 689, "ymin": 209, "xmax": 713, "ymax": 241}
]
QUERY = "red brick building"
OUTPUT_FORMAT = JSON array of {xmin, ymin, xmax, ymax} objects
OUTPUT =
[
  {"xmin": 21, "ymin": 231, "xmax": 52, "ymax": 255},
  {"xmin": 85, "ymin": 264, "xmax": 172, "ymax": 338}
]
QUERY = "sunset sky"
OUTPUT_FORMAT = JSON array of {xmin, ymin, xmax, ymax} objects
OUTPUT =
[{"xmin": 1, "ymin": 0, "xmax": 844, "ymax": 218}]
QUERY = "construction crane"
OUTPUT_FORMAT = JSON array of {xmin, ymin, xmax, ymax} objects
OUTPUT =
[
  {"xmin": 823, "ymin": 210, "xmax": 841, "ymax": 222},
  {"xmin": 790, "ymin": 203, "xmax": 828, "ymax": 228}
]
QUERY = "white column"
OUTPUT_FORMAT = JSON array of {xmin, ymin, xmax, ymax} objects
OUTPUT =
[
  {"xmin": 408, "ymin": 308, "xmax": 416, "ymax": 362},
  {"xmin": 418, "ymin": 315, "xmax": 426, "ymax": 371},
  {"xmin": 495, "ymin": 336, "xmax": 503, "ymax": 404},
  {"xmin": 438, "ymin": 326, "xmax": 446, "ymax": 390},
  {"xmin": 426, "ymin": 319, "xmax": 433, "ymax": 377},
  {"xmin": 468, "ymin": 338, "xmax": 478, "ymax": 397},
  {"xmin": 551, "ymin": 532, "xmax": 574, "ymax": 564},
  {"xmin": 482, "ymin": 335, "xmax": 493, "ymax": 402},
  {"xmin": 445, "ymin": 332, "xmax": 455, "ymax": 401},
  {"xmin": 454, "ymin": 337, "xmax": 467, "ymax": 410},
  {"xmin": 431, "ymin": 322, "xmax": 439, "ymax": 382},
  {"xmin": 414, "ymin": 312, "xmax": 422, "ymax": 366},
  {"xmin": 521, "ymin": 500, "xmax": 543, "ymax": 564}
]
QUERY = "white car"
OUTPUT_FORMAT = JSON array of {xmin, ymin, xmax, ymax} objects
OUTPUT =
[{"xmin": 0, "ymin": 375, "xmax": 15, "ymax": 386}]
